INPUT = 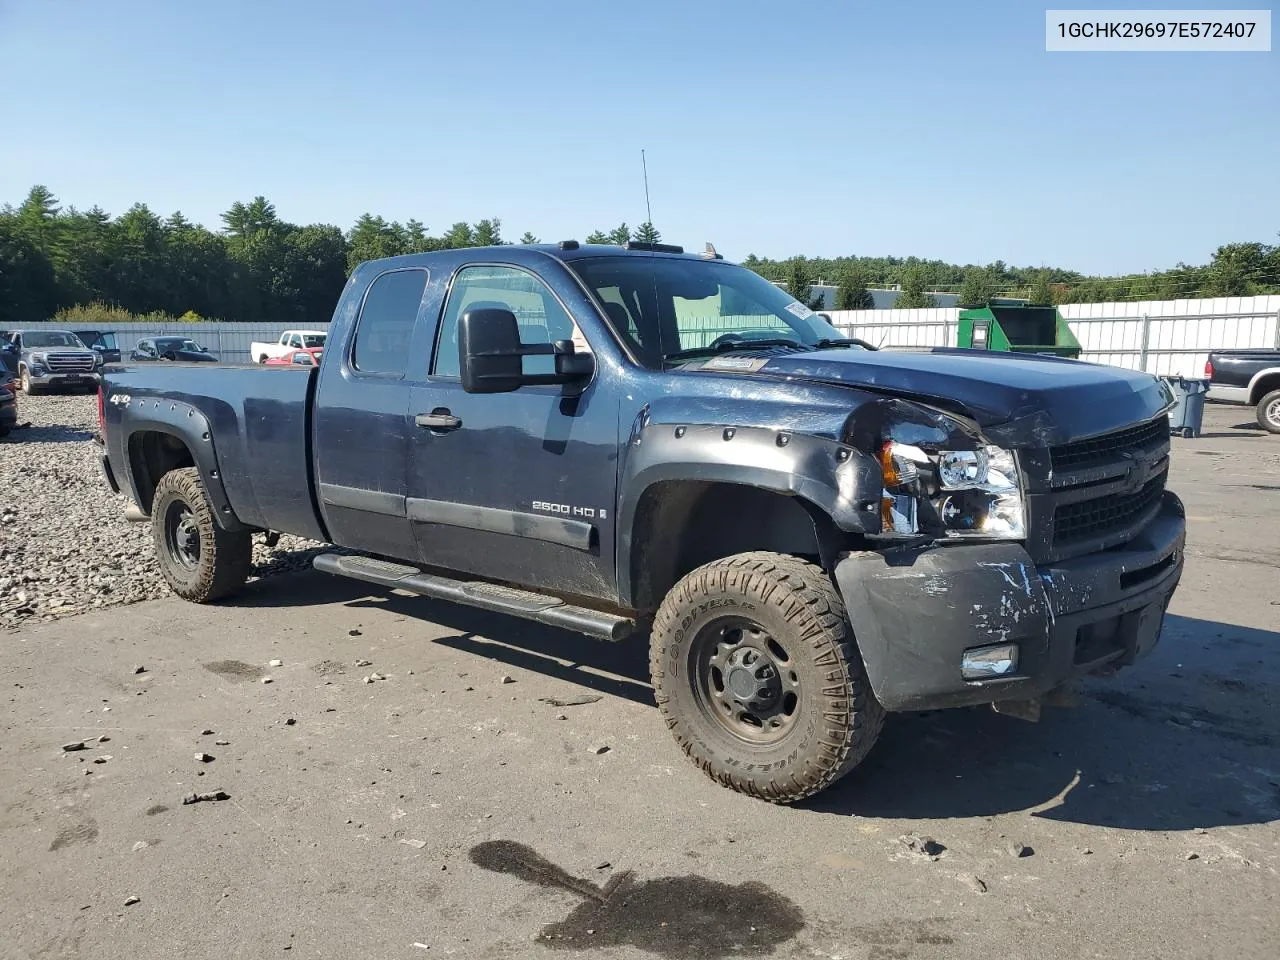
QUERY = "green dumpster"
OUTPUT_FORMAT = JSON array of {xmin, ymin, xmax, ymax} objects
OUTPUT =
[{"xmin": 957, "ymin": 304, "xmax": 1081, "ymax": 359}]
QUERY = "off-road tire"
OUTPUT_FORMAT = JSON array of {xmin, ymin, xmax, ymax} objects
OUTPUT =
[
  {"xmin": 650, "ymin": 551, "xmax": 884, "ymax": 803},
  {"xmin": 258, "ymin": 354, "xmax": 269, "ymax": 365},
  {"xmin": 1257, "ymin": 389, "xmax": 1280, "ymax": 435},
  {"xmin": 19, "ymin": 366, "xmax": 41, "ymax": 396},
  {"xmin": 151, "ymin": 467, "xmax": 252, "ymax": 602}
]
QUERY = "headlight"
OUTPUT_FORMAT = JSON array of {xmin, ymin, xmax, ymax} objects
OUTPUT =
[
  {"xmin": 30, "ymin": 352, "xmax": 48, "ymax": 364},
  {"xmin": 879, "ymin": 441, "xmax": 1026, "ymax": 540}
]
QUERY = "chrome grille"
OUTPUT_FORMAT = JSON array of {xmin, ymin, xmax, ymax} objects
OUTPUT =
[{"xmin": 44, "ymin": 352, "xmax": 96, "ymax": 372}]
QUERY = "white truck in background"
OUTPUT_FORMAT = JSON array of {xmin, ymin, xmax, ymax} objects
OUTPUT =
[{"xmin": 250, "ymin": 330, "xmax": 327, "ymax": 364}]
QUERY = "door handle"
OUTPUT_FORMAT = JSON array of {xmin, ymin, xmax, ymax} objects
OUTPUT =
[{"xmin": 416, "ymin": 411, "xmax": 462, "ymax": 431}]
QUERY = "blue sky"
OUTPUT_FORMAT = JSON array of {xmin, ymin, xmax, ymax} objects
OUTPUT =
[{"xmin": 1, "ymin": 0, "xmax": 1275, "ymax": 274}]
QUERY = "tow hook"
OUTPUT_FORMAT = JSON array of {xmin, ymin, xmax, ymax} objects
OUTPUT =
[{"xmin": 991, "ymin": 681, "xmax": 1080, "ymax": 723}]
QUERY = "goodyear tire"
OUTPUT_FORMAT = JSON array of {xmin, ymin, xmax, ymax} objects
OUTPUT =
[
  {"xmin": 151, "ymin": 467, "xmax": 251, "ymax": 602},
  {"xmin": 650, "ymin": 551, "xmax": 884, "ymax": 803}
]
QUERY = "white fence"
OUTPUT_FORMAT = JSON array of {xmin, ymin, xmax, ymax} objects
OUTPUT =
[{"xmin": 826, "ymin": 295, "xmax": 1280, "ymax": 379}]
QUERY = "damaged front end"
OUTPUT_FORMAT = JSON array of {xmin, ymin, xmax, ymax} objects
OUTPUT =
[{"xmin": 833, "ymin": 395, "xmax": 1186, "ymax": 716}]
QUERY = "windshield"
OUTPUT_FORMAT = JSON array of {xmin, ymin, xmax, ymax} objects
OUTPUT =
[
  {"xmin": 26, "ymin": 331, "xmax": 87, "ymax": 349},
  {"xmin": 568, "ymin": 256, "xmax": 855, "ymax": 368},
  {"xmin": 302, "ymin": 334, "xmax": 326, "ymax": 348},
  {"xmin": 156, "ymin": 338, "xmax": 201, "ymax": 352}
]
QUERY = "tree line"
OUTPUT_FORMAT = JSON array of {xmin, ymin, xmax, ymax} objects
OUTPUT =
[
  {"xmin": 1, "ymin": 184, "xmax": 1276, "ymax": 325},
  {"xmin": 754, "ymin": 240, "xmax": 1280, "ymax": 312}
]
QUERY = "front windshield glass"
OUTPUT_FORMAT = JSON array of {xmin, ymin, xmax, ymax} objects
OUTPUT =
[
  {"xmin": 302, "ymin": 334, "xmax": 326, "ymax": 348},
  {"xmin": 568, "ymin": 256, "xmax": 855, "ymax": 368},
  {"xmin": 26, "ymin": 331, "xmax": 87, "ymax": 349},
  {"xmin": 156, "ymin": 338, "xmax": 200, "ymax": 352}
]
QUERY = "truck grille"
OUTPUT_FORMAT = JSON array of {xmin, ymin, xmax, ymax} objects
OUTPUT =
[
  {"xmin": 1049, "ymin": 416, "xmax": 1168, "ymax": 470},
  {"xmin": 1053, "ymin": 467, "xmax": 1168, "ymax": 546},
  {"xmin": 45, "ymin": 352, "xmax": 96, "ymax": 373},
  {"xmin": 1026, "ymin": 415, "xmax": 1172, "ymax": 562}
]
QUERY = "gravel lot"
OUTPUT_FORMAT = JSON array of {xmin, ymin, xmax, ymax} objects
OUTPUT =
[{"xmin": 0, "ymin": 392, "xmax": 321, "ymax": 628}]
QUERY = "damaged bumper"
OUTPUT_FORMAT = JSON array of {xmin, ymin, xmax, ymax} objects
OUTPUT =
[{"xmin": 834, "ymin": 491, "xmax": 1185, "ymax": 712}]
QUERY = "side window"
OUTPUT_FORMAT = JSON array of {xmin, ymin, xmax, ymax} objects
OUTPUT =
[
  {"xmin": 293, "ymin": 352, "xmax": 312, "ymax": 366},
  {"xmin": 352, "ymin": 268, "xmax": 428, "ymax": 377},
  {"xmin": 433, "ymin": 265, "xmax": 589, "ymax": 378},
  {"xmin": 288, "ymin": 334, "xmax": 302, "ymax": 349}
]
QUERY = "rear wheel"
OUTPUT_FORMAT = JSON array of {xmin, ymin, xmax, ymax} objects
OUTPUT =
[
  {"xmin": 258, "ymin": 354, "xmax": 269, "ymax": 364},
  {"xmin": 151, "ymin": 467, "xmax": 251, "ymax": 602},
  {"xmin": 650, "ymin": 552, "xmax": 884, "ymax": 804},
  {"xmin": 1257, "ymin": 389, "xmax": 1280, "ymax": 435}
]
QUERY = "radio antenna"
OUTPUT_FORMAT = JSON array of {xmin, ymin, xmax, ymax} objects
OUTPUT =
[{"xmin": 641, "ymin": 149, "xmax": 653, "ymax": 226}]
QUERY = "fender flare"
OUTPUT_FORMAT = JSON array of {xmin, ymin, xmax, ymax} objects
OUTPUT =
[
  {"xmin": 615, "ymin": 422, "xmax": 881, "ymax": 608},
  {"xmin": 119, "ymin": 397, "xmax": 245, "ymax": 531}
]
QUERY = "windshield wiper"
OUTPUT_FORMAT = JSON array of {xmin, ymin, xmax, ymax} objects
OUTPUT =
[
  {"xmin": 665, "ymin": 338, "xmax": 804, "ymax": 363},
  {"xmin": 813, "ymin": 337, "xmax": 875, "ymax": 351}
]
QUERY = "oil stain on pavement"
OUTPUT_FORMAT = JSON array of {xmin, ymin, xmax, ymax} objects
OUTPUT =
[{"xmin": 469, "ymin": 840, "xmax": 804, "ymax": 958}]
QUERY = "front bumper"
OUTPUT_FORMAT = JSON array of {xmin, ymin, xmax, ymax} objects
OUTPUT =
[
  {"xmin": 834, "ymin": 491, "xmax": 1185, "ymax": 712},
  {"xmin": 26, "ymin": 368, "xmax": 100, "ymax": 388}
]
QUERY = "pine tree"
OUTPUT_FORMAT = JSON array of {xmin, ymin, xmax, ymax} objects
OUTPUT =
[
  {"xmin": 1028, "ymin": 270, "xmax": 1055, "ymax": 306},
  {"xmin": 607, "ymin": 223, "xmax": 631, "ymax": 245},
  {"xmin": 786, "ymin": 259, "xmax": 812, "ymax": 304},
  {"xmin": 633, "ymin": 221, "xmax": 660, "ymax": 243},
  {"xmin": 957, "ymin": 268, "xmax": 996, "ymax": 308},
  {"xmin": 896, "ymin": 267, "xmax": 936, "ymax": 309},
  {"xmin": 835, "ymin": 262, "xmax": 875, "ymax": 310}
]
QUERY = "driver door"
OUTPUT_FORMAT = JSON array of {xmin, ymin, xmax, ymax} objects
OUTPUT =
[{"xmin": 405, "ymin": 263, "xmax": 617, "ymax": 601}]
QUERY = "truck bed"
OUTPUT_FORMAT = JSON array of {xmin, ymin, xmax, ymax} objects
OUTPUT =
[{"xmin": 100, "ymin": 362, "xmax": 327, "ymax": 541}]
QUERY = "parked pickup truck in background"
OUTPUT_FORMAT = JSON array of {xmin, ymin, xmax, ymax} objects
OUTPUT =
[
  {"xmin": 1206, "ymin": 349, "xmax": 1280, "ymax": 434},
  {"xmin": 2, "ymin": 329, "xmax": 101, "ymax": 394},
  {"xmin": 250, "ymin": 329, "xmax": 327, "ymax": 364},
  {"xmin": 96, "ymin": 241, "xmax": 1186, "ymax": 803}
]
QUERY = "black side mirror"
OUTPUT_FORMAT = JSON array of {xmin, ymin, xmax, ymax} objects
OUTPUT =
[
  {"xmin": 458, "ymin": 309, "xmax": 595, "ymax": 395},
  {"xmin": 1, "ymin": 343, "xmax": 15, "ymax": 354},
  {"xmin": 459, "ymin": 308, "xmax": 524, "ymax": 394}
]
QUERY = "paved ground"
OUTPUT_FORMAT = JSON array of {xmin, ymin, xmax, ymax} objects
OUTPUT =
[{"xmin": 2, "ymin": 404, "xmax": 1278, "ymax": 960}]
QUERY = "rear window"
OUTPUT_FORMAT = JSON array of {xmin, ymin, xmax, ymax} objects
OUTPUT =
[{"xmin": 352, "ymin": 270, "xmax": 428, "ymax": 376}]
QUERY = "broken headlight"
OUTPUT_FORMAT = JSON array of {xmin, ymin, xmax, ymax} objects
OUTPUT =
[{"xmin": 879, "ymin": 441, "xmax": 1025, "ymax": 540}]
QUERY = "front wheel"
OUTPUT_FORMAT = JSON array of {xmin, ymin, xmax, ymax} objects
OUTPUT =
[
  {"xmin": 650, "ymin": 552, "xmax": 884, "ymax": 803},
  {"xmin": 19, "ymin": 367, "xmax": 40, "ymax": 395},
  {"xmin": 151, "ymin": 467, "xmax": 252, "ymax": 602},
  {"xmin": 1257, "ymin": 389, "xmax": 1280, "ymax": 435}
]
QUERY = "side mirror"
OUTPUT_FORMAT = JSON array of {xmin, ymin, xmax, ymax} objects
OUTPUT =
[
  {"xmin": 0, "ymin": 343, "xmax": 15, "ymax": 354},
  {"xmin": 458, "ymin": 309, "xmax": 594, "ymax": 394}
]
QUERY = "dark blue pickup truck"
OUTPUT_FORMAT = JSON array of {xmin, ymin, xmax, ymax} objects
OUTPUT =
[{"xmin": 96, "ymin": 242, "xmax": 1186, "ymax": 802}]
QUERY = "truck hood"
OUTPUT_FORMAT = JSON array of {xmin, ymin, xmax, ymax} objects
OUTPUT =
[{"xmin": 746, "ymin": 349, "xmax": 1174, "ymax": 447}]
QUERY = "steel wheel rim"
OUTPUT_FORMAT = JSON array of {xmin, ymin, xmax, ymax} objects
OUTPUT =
[
  {"xmin": 163, "ymin": 500, "xmax": 201, "ymax": 570},
  {"xmin": 1266, "ymin": 398, "xmax": 1280, "ymax": 428},
  {"xmin": 689, "ymin": 615, "xmax": 802, "ymax": 745}
]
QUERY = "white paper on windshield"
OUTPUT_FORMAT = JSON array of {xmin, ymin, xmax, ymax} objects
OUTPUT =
[{"xmin": 784, "ymin": 302, "xmax": 814, "ymax": 319}]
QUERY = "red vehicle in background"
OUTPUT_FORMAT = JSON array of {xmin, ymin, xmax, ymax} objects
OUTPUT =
[{"xmin": 264, "ymin": 347, "xmax": 324, "ymax": 368}]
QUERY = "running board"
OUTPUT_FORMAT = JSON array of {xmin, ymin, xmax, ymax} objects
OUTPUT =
[{"xmin": 312, "ymin": 554, "xmax": 634, "ymax": 642}]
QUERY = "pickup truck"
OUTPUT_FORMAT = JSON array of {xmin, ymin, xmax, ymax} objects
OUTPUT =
[
  {"xmin": 2, "ymin": 329, "xmax": 101, "ymax": 394},
  {"xmin": 251, "ymin": 329, "xmax": 327, "ymax": 364},
  {"xmin": 1206, "ymin": 349, "xmax": 1280, "ymax": 434},
  {"xmin": 96, "ymin": 241, "xmax": 1186, "ymax": 803}
]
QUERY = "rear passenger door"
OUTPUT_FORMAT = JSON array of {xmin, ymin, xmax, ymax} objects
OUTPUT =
[{"xmin": 312, "ymin": 268, "xmax": 430, "ymax": 559}]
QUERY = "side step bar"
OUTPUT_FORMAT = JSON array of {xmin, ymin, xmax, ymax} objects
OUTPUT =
[{"xmin": 312, "ymin": 554, "xmax": 634, "ymax": 642}]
